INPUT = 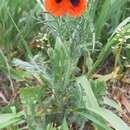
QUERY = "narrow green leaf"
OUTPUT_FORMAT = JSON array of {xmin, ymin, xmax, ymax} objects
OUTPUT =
[
  {"xmin": 103, "ymin": 97, "xmax": 122, "ymax": 111},
  {"xmin": 60, "ymin": 118, "xmax": 69, "ymax": 130},
  {"xmin": 75, "ymin": 109, "xmax": 112, "ymax": 130},
  {"xmin": 78, "ymin": 107, "xmax": 130, "ymax": 130},
  {"xmin": 0, "ymin": 112, "xmax": 24, "ymax": 129}
]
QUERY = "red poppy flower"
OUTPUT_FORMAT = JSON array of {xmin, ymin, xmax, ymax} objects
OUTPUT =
[{"xmin": 44, "ymin": 0, "xmax": 87, "ymax": 17}]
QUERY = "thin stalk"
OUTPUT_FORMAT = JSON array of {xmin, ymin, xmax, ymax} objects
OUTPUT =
[
  {"xmin": 7, "ymin": 10, "xmax": 32, "ymax": 59},
  {"xmin": 87, "ymin": 24, "xmax": 130, "ymax": 77}
]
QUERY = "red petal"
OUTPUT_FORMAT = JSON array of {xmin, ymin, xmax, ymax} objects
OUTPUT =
[
  {"xmin": 66, "ymin": 0, "xmax": 87, "ymax": 17},
  {"xmin": 44, "ymin": 0, "xmax": 66, "ymax": 16}
]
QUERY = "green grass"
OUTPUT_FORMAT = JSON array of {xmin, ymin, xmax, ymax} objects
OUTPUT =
[{"xmin": 0, "ymin": 0, "xmax": 130, "ymax": 130}]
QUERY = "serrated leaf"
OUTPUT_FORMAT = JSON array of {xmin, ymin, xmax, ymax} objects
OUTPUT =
[{"xmin": 77, "ymin": 76, "xmax": 99, "ymax": 108}]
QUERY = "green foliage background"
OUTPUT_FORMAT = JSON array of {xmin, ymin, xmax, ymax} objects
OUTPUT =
[{"xmin": 0, "ymin": 0, "xmax": 130, "ymax": 130}]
